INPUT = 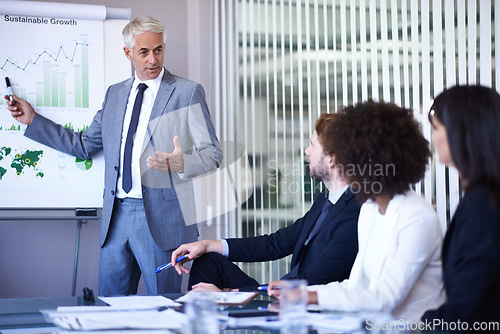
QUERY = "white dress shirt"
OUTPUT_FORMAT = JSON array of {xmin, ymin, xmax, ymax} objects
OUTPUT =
[
  {"xmin": 308, "ymin": 190, "xmax": 445, "ymax": 322},
  {"xmin": 116, "ymin": 68, "xmax": 164, "ymax": 199}
]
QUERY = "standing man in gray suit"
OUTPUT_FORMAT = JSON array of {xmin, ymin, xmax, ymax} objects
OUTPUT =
[{"xmin": 5, "ymin": 16, "xmax": 222, "ymax": 296}]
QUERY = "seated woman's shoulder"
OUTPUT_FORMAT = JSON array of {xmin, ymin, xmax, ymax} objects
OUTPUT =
[{"xmin": 398, "ymin": 190, "xmax": 437, "ymax": 214}]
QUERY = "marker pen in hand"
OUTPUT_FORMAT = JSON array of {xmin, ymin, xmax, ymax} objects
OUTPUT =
[{"xmin": 5, "ymin": 77, "xmax": 14, "ymax": 103}]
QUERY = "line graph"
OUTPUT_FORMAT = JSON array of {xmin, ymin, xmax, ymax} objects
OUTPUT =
[
  {"xmin": 1, "ymin": 42, "xmax": 90, "ymax": 108},
  {"xmin": 0, "ymin": 42, "xmax": 89, "ymax": 71}
]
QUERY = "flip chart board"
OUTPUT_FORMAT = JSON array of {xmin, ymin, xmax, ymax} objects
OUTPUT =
[{"xmin": 0, "ymin": 1, "xmax": 130, "ymax": 208}]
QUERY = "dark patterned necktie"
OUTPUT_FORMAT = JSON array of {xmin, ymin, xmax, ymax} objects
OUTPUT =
[
  {"xmin": 304, "ymin": 199, "xmax": 334, "ymax": 246},
  {"xmin": 282, "ymin": 199, "xmax": 334, "ymax": 280},
  {"xmin": 122, "ymin": 83, "xmax": 148, "ymax": 193}
]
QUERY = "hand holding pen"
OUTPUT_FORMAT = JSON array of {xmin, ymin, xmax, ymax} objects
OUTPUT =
[
  {"xmin": 170, "ymin": 239, "xmax": 223, "ymax": 276},
  {"xmin": 266, "ymin": 280, "xmax": 283, "ymax": 298},
  {"xmin": 4, "ymin": 77, "xmax": 36, "ymax": 126},
  {"xmin": 155, "ymin": 254, "xmax": 190, "ymax": 274}
]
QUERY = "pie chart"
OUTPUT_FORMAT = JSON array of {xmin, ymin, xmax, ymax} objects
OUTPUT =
[{"xmin": 75, "ymin": 158, "xmax": 93, "ymax": 171}]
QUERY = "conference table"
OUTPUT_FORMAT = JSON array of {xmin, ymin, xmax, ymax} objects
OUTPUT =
[
  {"xmin": 0, "ymin": 294, "xmax": 298, "ymax": 333},
  {"xmin": 0, "ymin": 293, "xmax": 410, "ymax": 334}
]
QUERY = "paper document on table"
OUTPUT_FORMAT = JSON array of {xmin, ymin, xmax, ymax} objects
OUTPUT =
[
  {"xmin": 41, "ymin": 308, "xmax": 186, "ymax": 331},
  {"xmin": 38, "ymin": 330, "xmax": 175, "ymax": 334},
  {"xmin": 224, "ymin": 311, "xmax": 363, "ymax": 331},
  {"xmin": 224, "ymin": 314, "xmax": 283, "ymax": 329},
  {"xmin": 176, "ymin": 291, "xmax": 258, "ymax": 305},
  {"xmin": 307, "ymin": 312, "xmax": 363, "ymax": 331},
  {"xmin": 98, "ymin": 295, "xmax": 181, "ymax": 308}
]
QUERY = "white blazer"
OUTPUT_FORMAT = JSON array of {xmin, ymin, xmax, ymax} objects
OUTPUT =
[{"xmin": 309, "ymin": 190, "xmax": 445, "ymax": 322}]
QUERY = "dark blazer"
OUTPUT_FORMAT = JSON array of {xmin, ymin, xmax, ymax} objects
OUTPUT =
[
  {"xmin": 227, "ymin": 188, "xmax": 360, "ymax": 285},
  {"xmin": 422, "ymin": 186, "xmax": 500, "ymax": 323}
]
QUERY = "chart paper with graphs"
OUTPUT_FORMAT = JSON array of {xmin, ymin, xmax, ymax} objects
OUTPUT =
[{"xmin": 0, "ymin": 12, "xmax": 106, "ymax": 208}]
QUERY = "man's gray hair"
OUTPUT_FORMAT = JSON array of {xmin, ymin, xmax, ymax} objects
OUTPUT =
[{"xmin": 122, "ymin": 16, "xmax": 167, "ymax": 49}]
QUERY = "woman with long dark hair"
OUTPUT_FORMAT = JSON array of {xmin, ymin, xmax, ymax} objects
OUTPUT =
[{"xmin": 422, "ymin": 85, "xmax": 500, "ymax": 324}]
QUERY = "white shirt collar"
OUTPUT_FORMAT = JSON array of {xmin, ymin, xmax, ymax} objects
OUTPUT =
[
  {"xmin": 132, "ymin": 67, "xmax": 164, "ymax": 95},
  {"xmin": 328, "ymin": 185, "xmax": 349, "ymax": 205}
]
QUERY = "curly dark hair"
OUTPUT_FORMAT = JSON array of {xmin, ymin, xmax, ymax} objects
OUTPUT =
[{"xmin": 326, "ymin": 100, "xmax": 430, "ymax": 204}]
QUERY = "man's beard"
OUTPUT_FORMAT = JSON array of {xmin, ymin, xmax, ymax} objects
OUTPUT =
[{"xmin": 308, "ymin": 162, "xmax": 329, "ymax": 183}]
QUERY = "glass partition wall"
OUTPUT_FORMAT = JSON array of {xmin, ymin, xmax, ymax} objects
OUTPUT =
[{"xmin": 208, "ymin": 0, "xmax": 499, "ymax": 284}]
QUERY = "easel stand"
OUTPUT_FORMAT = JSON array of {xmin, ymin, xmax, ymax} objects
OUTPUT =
[{"xmin": 73, "ymin": 209, "xmax": 98, "ymax": 296}]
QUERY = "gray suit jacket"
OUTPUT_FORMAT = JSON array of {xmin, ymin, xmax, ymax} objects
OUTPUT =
[{"xmin": 25, "ymin": 70, "xmax": 222, "ymax": 250}]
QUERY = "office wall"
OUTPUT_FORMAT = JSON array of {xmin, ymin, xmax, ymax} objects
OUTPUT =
[{"xmin": 0, "ymin": 0, "xmax": 213, "ymax": 298}]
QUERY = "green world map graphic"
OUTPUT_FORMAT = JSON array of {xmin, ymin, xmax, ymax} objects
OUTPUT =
[
  {"xmin": 0, "ymin": 147, "xmax": 44, "ymax": 180},
  {"xmin": 0, "ymin": 147, "xmax": 94, "ymax": 181}
]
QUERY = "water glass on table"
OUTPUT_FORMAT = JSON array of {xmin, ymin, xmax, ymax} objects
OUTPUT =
[
  {"xmin": 184, "ymin": 292, "xmax": 219, "ymax": 334},
  {"xmin": 279, "ymin": 279, "xmax": 308, "ymax": 334}
]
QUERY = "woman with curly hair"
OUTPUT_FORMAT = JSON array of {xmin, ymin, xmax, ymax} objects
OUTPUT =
[
  {"xmin": 422, "ymin": 85, "xmax": 500, "ymax": 324},
  {"xmin": 269, "ymin": 101, "xmax": 445, "ymax": 322}
]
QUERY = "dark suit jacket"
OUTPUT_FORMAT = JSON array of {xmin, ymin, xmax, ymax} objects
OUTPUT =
[
  {"xmin": 422, "ymin": 186, "xmax": 500, "ymax": 323},
  {"xmin": 226, "ymin": 188, "xmax": 360, "ymax": 285}
]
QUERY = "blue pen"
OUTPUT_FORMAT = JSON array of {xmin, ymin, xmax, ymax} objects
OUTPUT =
[
  {"xmin": 256, "ymin": 285, "xmax": 280, "ymax": 291},
  {"xmin": 155, "ymin": 254, "xmax": 189, "ymax": 274}
]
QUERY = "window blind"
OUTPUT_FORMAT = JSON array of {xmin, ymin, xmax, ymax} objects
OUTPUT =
[{"xmin": 209, "ymin": 0, "xmax": 498, "ymax": 282}]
